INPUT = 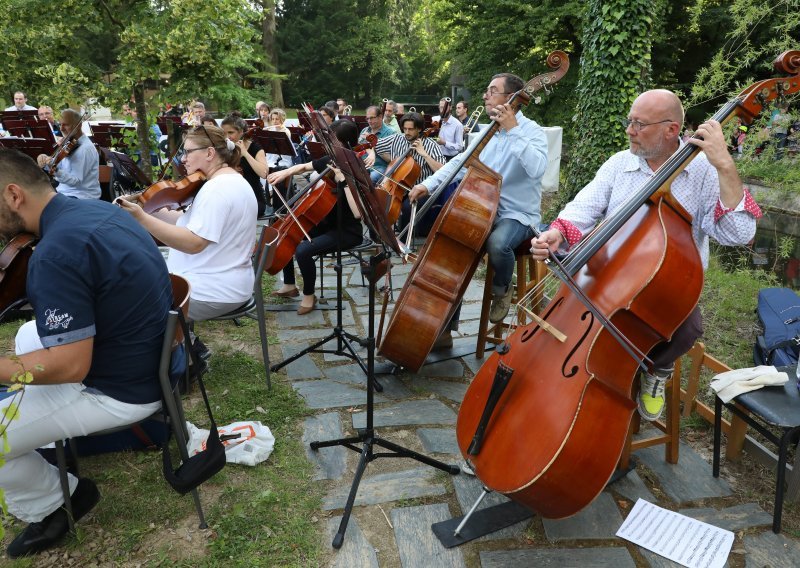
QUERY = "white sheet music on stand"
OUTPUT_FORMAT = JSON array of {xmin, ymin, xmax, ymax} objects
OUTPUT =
[
  {"xmin": 466, "ymin": 125, "xmax": 562, "ymax": 193},
  {"xmin": 616, "ymin": 499, "xmax": 733, "ymax": 568}
]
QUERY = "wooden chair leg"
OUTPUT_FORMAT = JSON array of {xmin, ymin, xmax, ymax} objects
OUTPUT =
[
  {"xmin": 665, "ymin": 374, "xmax": 680, "ymax": 464},
  {"xmin": 475, "ymin": 264, "xmax": 494, "ymax": 359}
]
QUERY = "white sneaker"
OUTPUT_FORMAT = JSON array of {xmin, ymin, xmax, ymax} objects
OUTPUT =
[{"xmin": 638, "ymin": 369, "xmax": 671, "ymax": 421}]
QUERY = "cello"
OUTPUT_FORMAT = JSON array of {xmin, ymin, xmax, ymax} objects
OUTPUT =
[
  {"xmin": 0, "ymin": 233, "xmax": 38, "ymax": 320},
  {"xmin": 456, "ymin": 49, "xmax": 800, "ymax": 520},
  {"xmin": 379, "ymin": 51, "xmax": 570, "ymax": 372}
]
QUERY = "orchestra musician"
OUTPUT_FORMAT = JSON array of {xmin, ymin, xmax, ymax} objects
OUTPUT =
[
  {"xmin": 383, "ymin": 100, "xmax": 400, "ymax": 132},
  {"xmin": 409, "ymin": 73, "xmax": 548, "ymax": 348},
  {"xmin": 531, "ymin": 89, "xmax": 762, "ymax": 421},
  {"xmin": 432, "ymin": 97, "xmax": 464, "ymax": 161},
  {"xmin": 221, "ymin": 113, "xmax": 269, "ymax": 218},
  {"xmin": 358, "ymin": 105, "xmax": 395, "ymax": 184},
  {"xmin": 454, "ymin": 100, "xmax": 469, "ymax": 125},
  {"xmin": 257, "ymin": 102, "xmax": 272, "ymax": 122},
  {"xmin": 182, "ymin": 101, "xmax": 206, "ymax": 126},
  {"xmin": 5, "ymin": 91, "xmax": 36, "ymax": 111},
  {"xmin": 118, "ymin": 124, "xmax": 257, "ymax": 322},
  {"xmin": 265, "ymin": 120, "xmax": 364, "ymax": 315},
  {"xmin": 36, "ymin": 109, "xmax": 100, "ymax": 200},
  {"xmin": 0, "ymin": 149, "xmax": 171, "ymax": 558},
  {"xmin": 37, "ymin": 105, "xmax": 61, "ymax": 137}
]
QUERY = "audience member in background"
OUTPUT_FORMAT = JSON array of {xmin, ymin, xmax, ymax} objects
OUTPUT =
[{"xmin": 221, "ymin": 113, "xmax": 268, "ymax": 218}]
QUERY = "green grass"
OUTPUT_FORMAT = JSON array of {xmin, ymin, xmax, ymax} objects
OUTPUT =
[{"xmin": 0, "ymin": 271, "xmax": 325, "ymax": 566}]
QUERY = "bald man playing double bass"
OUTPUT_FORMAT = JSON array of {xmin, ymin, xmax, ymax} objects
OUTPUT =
[{"xmin": 530, "ymin": 89, "xmax": 762, "ymax": 422}]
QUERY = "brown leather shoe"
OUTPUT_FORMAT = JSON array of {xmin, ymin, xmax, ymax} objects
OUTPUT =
[
  {"xmin": 297, "ymin": 296, "xmax": 316, "ymax": 315},
  {"xmin": 273, "ymin": 288, "xmax": 299, "ymax": 298}
]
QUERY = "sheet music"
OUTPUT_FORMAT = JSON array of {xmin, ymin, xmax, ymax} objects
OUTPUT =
[{"xmin": 616, "ymin": 499, "xmax": 733, "ymax": 568}]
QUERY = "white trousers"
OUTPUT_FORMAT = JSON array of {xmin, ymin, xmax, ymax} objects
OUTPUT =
[{"xmin": 0, "ymin": 321, "xmax": 160, "ymax": 522}]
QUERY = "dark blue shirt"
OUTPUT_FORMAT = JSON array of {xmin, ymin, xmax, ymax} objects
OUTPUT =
[{"xmin": 27, "ymin": 194, "xmax": 171, "ymax": 404}]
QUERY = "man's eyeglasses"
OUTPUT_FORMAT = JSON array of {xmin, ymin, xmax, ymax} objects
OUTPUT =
[
  {"xmin": 621, "ymin": 118, "xmax": 674, "ymax": 132},
  {"xmin": 484, "ymin": 87, "xmax": 511, "ymax": 97}
]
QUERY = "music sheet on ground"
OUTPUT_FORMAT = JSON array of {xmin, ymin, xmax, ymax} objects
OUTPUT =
[{"xmin": 616, "ymin": 499, "xmax": 733, "ymax": 568}]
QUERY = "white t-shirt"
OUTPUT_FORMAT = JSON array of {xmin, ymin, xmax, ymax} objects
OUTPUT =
[{"xmin": 167, "ymin": 173, "xmax": 258, "ymax": 303}]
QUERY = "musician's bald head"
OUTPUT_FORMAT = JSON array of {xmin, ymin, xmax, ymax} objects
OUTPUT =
[{"xmin": 634, "ymin": 90, "xmax": 685, "ymax": 126}]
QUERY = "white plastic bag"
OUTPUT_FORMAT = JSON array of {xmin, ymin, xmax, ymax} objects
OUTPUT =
[{"xmin": 185, "ymin": 421, "xmax": 275, "ymax": 466}]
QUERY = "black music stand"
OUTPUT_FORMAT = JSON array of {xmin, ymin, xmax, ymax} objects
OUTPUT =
[
  {"xmin": 0, "ymin": 137, "xmax": 55, "ymax": 161},
  {"xmin": 0, "ymin": 109, "xmax": 38, "ymax": 125},
  {"xmin": 251, "ymin": 130, "xmax": 297, "ymax": 168},
  {"xmin": 300, "ymin": 112, "xmax": 459, "ymax": 550}
]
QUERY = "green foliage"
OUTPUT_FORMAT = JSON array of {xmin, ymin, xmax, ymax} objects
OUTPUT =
[
  {"xmin": 687, "ymin": 0, "xmax": 800, "ymax": 110},
  {"xmin": 562, "ymin": 0, "xmax": 661, "ymax": 204}
]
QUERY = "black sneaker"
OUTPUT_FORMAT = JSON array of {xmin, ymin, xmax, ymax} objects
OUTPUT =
[
  {"xmin": 7, "ymin": 478, "xmax": 100, "ymax": 558},
  {"xmin": 192, "ymin": 338, "xmax": 211, "ymax": 361}
]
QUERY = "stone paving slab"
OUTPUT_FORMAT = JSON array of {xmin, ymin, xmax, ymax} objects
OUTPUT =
[
  {"xmin": 303, "ymin": 412, "xmax": 347, "ymax": 481},
  {"xmin": 327, "ymin": 516, "xmax": 379, "ymax": 568},
  {"xmin": 678, "ymin": 503, "xmax": 772, "ymax": 532},
  {"xmin": 293, "ymin": 379, "xmax": 387, "ymax": 409},
  {"xmin": 417, "ymin": 428, "xmax": 460, "ymax": 455},
  {"xmin": 744, "ymin": 531, "xmax": 800, "ymax": 567},
  {"xmin": 480, "ymin": 547, "xmax": 636, "ymax": 567},
  {"xmin": 637, "ymin": 441, "xmax": 732, "ymax": 504},
  {"xmin": 610, "ymin": 470, "xmax": 656, "ymax": 504},
  {"xmin": 414, "ymin": 378, "xmax": 468, "ymax": 403},
  {"xmin": 451, "ymin": 471, "xmax": 531, "ymax": 541},
  {"xmin": 275, "ymin": 308, "xmax": 326, "ymax": 328},
  {"xmin": 277, "ymin": 327, "xmax": 332, "ymax": 343},
  {"xmin": 352, "ymin": 399, "xmax": 457, "ymax": 429},
  {"xmin": 416, "ymin": 359, "xmax": 466, "ymax": 379},
  {"xmin": 323, "ymin": 467, "xmax": 447, "ymax": 510},
  {"xmin": 345, "ymin": 285, "xmax": 372, "ymax": 306},
  {"xmin": 322, "ymin": 344, "xmax": 368, "ymax": 363},
  {"xmin": 280, "ymin": 343, "xmax": 324, "ymax": 380},
  {"xmin": 391, "ymin": 504, "xmax": 466, "ymax": 568},
  {"xmin": 542, "ymin": 492, "xmax": 624, "ymax": 541},
  {"xmin": 462, "ymin": 353, "xmax": 492, "ymax": 376},
  {"xmin": 323, "ymin": 363, "xmax": 413, "ymax": 400}
]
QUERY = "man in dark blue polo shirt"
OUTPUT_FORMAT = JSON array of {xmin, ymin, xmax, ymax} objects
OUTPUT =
[{"xmin": 0, "ymin": 149, "xmax": 171, "ymax": 558}]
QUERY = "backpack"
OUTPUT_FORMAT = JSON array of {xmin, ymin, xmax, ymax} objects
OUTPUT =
[{"xmin": 753, "ymin": 288, "xmax": 800, "ymax": 367}]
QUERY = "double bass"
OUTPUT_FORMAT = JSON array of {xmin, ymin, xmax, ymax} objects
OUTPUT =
[
  {"xmin": 456, "ymin": 49, "xmax": 800, "ymax": 519},
  {"xmin": 379, "ymin": 51, "xmax": 570, "ymax": 372}
]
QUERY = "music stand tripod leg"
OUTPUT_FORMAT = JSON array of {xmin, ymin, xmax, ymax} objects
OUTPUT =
[{"xmin": 309, "ymin": 251, "xmax": 458, "ymax": 549}]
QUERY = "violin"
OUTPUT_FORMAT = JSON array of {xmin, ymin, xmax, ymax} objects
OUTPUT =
[
  {"xmin": 124, "ymin": 172, "xmax": 208, "ymax": 214},
  {"xmin": 455, "ymin": 49, "xmax": 800, "ymax": 521},
  {"xmin": 0, "ymin": 233, "xmax": 37, "ymax": 320},
  {"xmin": 43, "ymin": 112, "xmax": 88, "ymax": 176},
  {"xmin": 243, "ymin": 119, "xmax": 265, "ymax": 141}
]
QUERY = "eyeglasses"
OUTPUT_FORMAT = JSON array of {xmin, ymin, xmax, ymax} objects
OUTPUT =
[
  {"xmin": 183, "ymin": 147, "xmax": 210, "ymax": 155},
  {"xmin": 621, "ymin": 118, "xmax": 674, "ymax": 132},
  {"xmin": 484, "ymin": 87, "xmax": 511, "ymax": 97}
]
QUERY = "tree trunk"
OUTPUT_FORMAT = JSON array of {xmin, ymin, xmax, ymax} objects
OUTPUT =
[
  {"xmin": 261, "ymin": 0, "xmax": 284, "ymax": 108},
  {"xmin": 132, "ymin": 82, "xmax": 153, "ymax": 180}
]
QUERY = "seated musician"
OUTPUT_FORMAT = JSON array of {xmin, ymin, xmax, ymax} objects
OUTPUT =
[
  {"xmin": 358, "ymin": 105, "xmax": 395, "ymax": 184},
  {"xmin": 221, "ymin": 112, "xmax": 269, "ymax": 218},
  {"xmin": 37, "ymin": 105, "xmax": 61, "ymax": 137},
  {"xmin": 383, "ymin": 100, "xmax": 400, "ymax": 132},
  {"xmin": 36, "ymin": 109, "xmax": 101, "ymax": 200},
  {"xmin": 118, "ymin": 124, "xmax": 257, "ymax": 322},
  {"xmin": 432, "ymin": 98, "xmax": 464, "ymax": 161},
  {"xmin": 0, "ymin": 149, "xmax": 171, "ymax": 558},
  {"xmin": 5, "ymin": 91, "xmax": 37, "ymax": 111},
  {"xmin": 455, "ymin": 100, "xmax": 469, "ymax": 125},
  {"xmin": 531, "ymin": 89, "xmax": 761, "ymax": 421},
  {"xmin": 371, "ymin": 112, "xmax": 445, "ymax": 233},
  {"xmin": 257, "ymin": 102, "xmax": 272, "ymax": 123},
  {"xmin": 265, "ymin": 121, "xmax": 364, "ymax": 315},
  {"xmin": 409, "ymin": 73, "xmax": 548, "ymax": 348}
]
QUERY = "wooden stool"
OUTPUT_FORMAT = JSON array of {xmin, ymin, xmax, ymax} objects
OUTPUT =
[
  {"xmin": 475, "ymin": 243, "xmax": 546, "ymax": 359},
  {"xmin": 619, "ymin": 365, "xmax": 682, "ymax": 469}
]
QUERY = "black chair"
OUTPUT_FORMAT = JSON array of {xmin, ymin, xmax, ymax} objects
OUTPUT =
[
  {"xmin": 207, "ymin": 225, "xmax": 271, "ymax": 389},
  {"xmin": 713, "ymin": 366, "xmax": 800, "ymax": 533},
  {"xmin": 56, "ymin": 274, "xmax": 208, "ymax": 534}
]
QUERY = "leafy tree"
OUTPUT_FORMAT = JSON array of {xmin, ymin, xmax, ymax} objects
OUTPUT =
[{"xmin": 561, "ymin": 0, "xmax": 662, "ymax": 204}]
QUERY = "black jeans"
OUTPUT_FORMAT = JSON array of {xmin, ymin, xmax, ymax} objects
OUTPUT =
[{"xmin": 282, "ymin": 229, "xmax": 363, "ymax": 296}]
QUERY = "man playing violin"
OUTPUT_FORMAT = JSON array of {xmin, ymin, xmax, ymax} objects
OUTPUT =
[
  {"xmin": 432, "ymin": 97, "xmax": 464, "ymax": 162},
  {"xmin": 0, "ymin": 149, "xmax": 171, "ymax": 557},
  {"xmin": 530, "ymin": 89, "xmax": 762, "ymax": 422},
  {"xmin": 36, "ymin": 109, "xmax": 100, "ymax": 200},
  {"xmin": 409, "ymin": 73, "xmax": 548, "ymax": 345}
]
